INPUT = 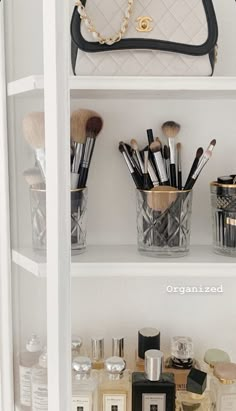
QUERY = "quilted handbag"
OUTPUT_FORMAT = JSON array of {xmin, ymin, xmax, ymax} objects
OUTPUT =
[{"xmin": 71, "ymin": 0, "xmax": 218, "ymax": 76}]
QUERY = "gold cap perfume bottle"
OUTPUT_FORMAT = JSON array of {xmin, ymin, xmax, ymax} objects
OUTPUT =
[
  {"xmin": 211, "ymin": 362, "xmax": 236, "ymax": 411},
  {"xmin": 135, "ymin": 327, "xmax": 160, "ymax": 371},
  {"xmin": 91, "ymin": 337, "xmax": 104, "ymax": 370}
]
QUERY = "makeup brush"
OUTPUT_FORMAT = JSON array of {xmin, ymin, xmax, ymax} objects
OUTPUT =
[
  {"xmin": 143, "ymin": 151, "xmax": 153, "ymax": 190},
  {"xmin": 78, "ymin": 115, "xmax": 103, "ymax": 188},
  {"xmin": 176, "ymin": 143, "xmax": 182, "ymax": 190},
  {"xmin": 162, "ymin": 121, "xmax": 180, "ymax": 188},
  {"xmin": 23, "ymin": 167, "xmax": 45, "ymax": 188},
  {"xmin": 147, "ymin": 186, "xmax": 178, "ymax": 212},
  {"xmin": 119, "ymin": 143, "xmax": 143, "ymax": 189},
  {"xmin": 146, "ymin": 129, "xmax": 155, "ymax": 145},
  {"xmin": 22, "ymin": 112, "xmax": 46, "ymax": 181},
  {"xmin": 130, "ymin": 139, "xmax": 144, "ymax": 174},
  {"xmin": 71, "ymin": 109, "xmax": 97, "ymax": 174},
  {"xmin": 149, "ymin": 141, "xmax": 169, "ymax": 186},
  {"xmin": 184, "ymin": 147, "xmax": 203, "ymax": 189},
  {"xmin": 163, "ymin": 145, "xmax": 170, "ymax": 180},
  {"xmin": 184, "ymin": 143, "xmax": 215, "ymax": 191}
]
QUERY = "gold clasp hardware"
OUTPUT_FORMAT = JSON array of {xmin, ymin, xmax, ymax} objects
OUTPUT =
[{"xmin": 136, "ymin": 16, "xmax": 153, "ymax": 32}]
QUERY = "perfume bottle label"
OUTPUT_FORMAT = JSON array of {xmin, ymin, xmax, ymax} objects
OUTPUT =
[
  {"xmin": 103, "ymin": 394, "xmax": 126, "ymax": 411},
  {"xmin": 32, "ymin": 383, "xmax": 48, "ymax": 411},
  {"xmin": 72, "ymin": 395, "xmax": 91, "ymax": 411},
  {"xmin": 142, "ymin": 393, "xmax": 166, "ymax": 411},
  {"xmin": 19, "ymin": 366, "xmax": 32, "ymax": 406},
  {"xmin": 220, "ymin": 394, "xmax": 236, "ymax": 410}
]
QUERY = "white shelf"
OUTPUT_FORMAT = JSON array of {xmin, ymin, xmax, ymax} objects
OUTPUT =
[
  {"xmin": 12, "ymin": 245, "xmax": 236, "ymax": 278},
  {"xmin": 7, "ymin": 75, "xmax": 236, "ymax": 99}
]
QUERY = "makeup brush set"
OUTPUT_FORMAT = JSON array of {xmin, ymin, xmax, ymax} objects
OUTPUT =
[
  {"xmin": 211, "ymin": 175, "xmax": 236, "ymax": 256},
  {"xmin": 22, "ymin": 110, "xmax": 103, "ymax": 253},
  {"xmin": 119, "ymin": 121, "xmax": 216, "ymax": 257}
]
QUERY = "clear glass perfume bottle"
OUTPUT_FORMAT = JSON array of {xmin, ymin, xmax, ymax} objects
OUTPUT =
[
  {"xmin": 72, "ymin": 356, "xmax": 98, "ymax": 411},
  {"xmin": 135, "ymin": 327, "xmax": 160, "ymax": 372},
  {"xmin": 164, "ymin": 336, "xmax": 199, "ymax": 391},
  {"xmin": 72, "ymin": 335, "xmax": 83, "ymax": 359},
  {"xmin": 132, "ymin": 349, "xmax": 175, "ymax": 411},
  {"xmin": 91, "ymin": 337, "xmax": 104, "ymax": 370},
  {"xmin": 19, "ymin": 333, "xmax": 42, "ymax": 410},
  {"xmin": 199, "ymin": 348, "xmax": 231, "ymax": 390},
  {"xmin": 211, "ymin": 362, "xmax": 236, "ymax": 411},
  {"xmin": 176, "ymin": 368, "xmax": 213, "ymax": 411},
  {"xmin": 31, "ymin": 347, "xmax": 48, "ymax": 411},
  {"xmin": 99, "ymin": 356, "xmax": 131, "ymax": 411}
]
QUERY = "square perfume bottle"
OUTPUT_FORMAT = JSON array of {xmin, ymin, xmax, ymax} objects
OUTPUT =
[
  {"xmin": 99, "ymin": 356, "xmax": 131, "ymax": 411},
  {"xmin": 164, "ymin": 336, "xmax": 199, "ymax": 391},
  {"xmin": 211, "ymin": 362, "xmax": 236, "ymax": 411},
  {"xmin": 132, "ymin": 349, "xmax": 175, "ymax": 411},
  {"xmin": 72, "ymin": 356, "xmax": 98, "ymax": 411},
  {"xmin": 176, "ymin": 368, "xmax": 213, "ymax": 411}
]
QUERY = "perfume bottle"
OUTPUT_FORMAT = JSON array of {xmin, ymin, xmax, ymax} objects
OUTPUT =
[
  {"xmin": 99, "ymin": 356, "xmax": 131, "ymax": 411},
  {"xmin": 176, "ymin": 368, "xmax": 213, "ymax": 411},
  {"xmin": 72, "ymin": 335, "xmax": 83, "ymax": 359},
  {"xmin": 135, "ymin": 327, "xmax": 160, "ymax": 371},
  {"xmin": 203, "ymin": 348, "xmax": 231, "ymax": 374},
  {"xmin": 72, "ymin": 356, "xmax": 98, "ymax": 411},
  {"xmin": 19, "ymin": 333, "xmax": 42, "ymax": 410},
  {"xmin": 164, "ymin": 336, "xmax": 198, "ymax": 391},
  {"xmin": 132, "ymin": 349, "xmax": 175, "ymax": 411},
  {"xmin": 91, "ymin": 337, "xmax": 104, "ymax": 370},
  {"xmin": 31, "ymin": 348, "xmax": 48, "ymax": 411},
  {"xmin": 211, "ymin": 362, "xmax": 236, "ymax": 411},
  {"xmin": 112, "ymin": 337, "xmax": 125, "ymax": 358}
]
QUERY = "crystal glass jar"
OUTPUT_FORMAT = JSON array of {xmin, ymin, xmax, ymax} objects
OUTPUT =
[{"xmin": 136, "ymin": 188, "xmax": 192, "ymax": 257}]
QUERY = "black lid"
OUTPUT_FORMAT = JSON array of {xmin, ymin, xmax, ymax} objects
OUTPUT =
[
  {"xmin": 138, "ymin": 328, "xmax": 160, "ymax": 359},
  {"xmin": 187, "ymin": 368, "xmax": 207, "ymax": 395},
  {"xmin": 217, "ymin": 176, "xmax": 234, "ymax": 184}
]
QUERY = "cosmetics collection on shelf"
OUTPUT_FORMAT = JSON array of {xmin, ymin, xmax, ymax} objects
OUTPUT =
[
  {"xmin": 19, "ymin": 328, "xmax": 235, "ymax": 411},
  {"xmin": 22, "ymin": 108, "xmax": 236, "ymax": 258}
]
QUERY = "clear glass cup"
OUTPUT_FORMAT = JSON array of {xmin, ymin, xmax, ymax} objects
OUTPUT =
[
  {"xmin": 136, "ymin": 189, "xmax": 192, "ymax": 257},
  {"xmin": 210, "ymin": 182, "xmax": 236, "ymax": 256},
  {"xmin": 30, "ymin": 186, "xmax": 88, "ymax": 254}
]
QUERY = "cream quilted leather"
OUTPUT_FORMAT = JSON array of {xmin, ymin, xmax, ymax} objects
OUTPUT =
[{"xmin": 75, "ymin": 0, "xmax": 214, "ymax": 76}]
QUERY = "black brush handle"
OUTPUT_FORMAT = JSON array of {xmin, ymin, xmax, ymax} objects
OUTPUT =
[
  {"xmin": 170, "ymin": 164, "xmax": 177, "ymax": 188},
  {"xmin": 185, "ymin": 158, "xmax": 199, "ymax": 188},
  {"xmin": 178, "ymin": 171, "xmax": 182, "ymax": 190},
  {"xmin": 77, "ymin": 166, "xmax": 88, "ymax": 188},
  {"xmin": 147, "ymin": 129, "xmax": 154, "ymax": 145},
  {"xmin": 184, "ymin": 177, "xmax": 195, "ymax": 191},
  {"xmin": 132, "ymin": 171, "xmax": 143, "ymax": 189}
]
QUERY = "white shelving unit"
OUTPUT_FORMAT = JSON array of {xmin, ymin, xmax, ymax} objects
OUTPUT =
[
  {"xmin": 7, "ymin": 75, "xmax": 236, "ymax": 99},
  {"xmin": 12, "ymin": 245, "xmax": 236, "ymax": 278}
]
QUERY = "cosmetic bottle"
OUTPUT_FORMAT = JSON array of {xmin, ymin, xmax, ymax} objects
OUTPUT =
[
  {"xmin": 135, "ymin": 327, "xmax": 160, "ymax": 371},
  {"xmin": 72, "ymin": 356, "xmax": 98, "ymax": 411},
  {"xmin": 31, "ymin": 348, "xmax": 48, "ymax": 411},
  {"xmin": 112, "ymin": 337, "xmax": 125, "ymax": 358},
  {"xmin": 99, "ymin": 356, "xmax": 131, "ymax": 411},
  {"xmin": 176, "ymin": 368, "xmax": 213, "ymax": 411},
  {"xmin": 164, "ymin": 336, "xmax": 198, "ymax": 391},
  {"xmin": 203, "ymin": 348, "xmax": 231, "ymax": 374},
  {"xmin": 211, "ymin": 362, "xmax": 236, "ymax": 411},
  {"xmin": 72, "ymin": 335, "xmax": 83, "ymax": 359},
  {"xmin": 132, "ymin": 349, "xmax": 175, "ymax": 411},
  {"xmin": 91, "ymin": 337, "xmax": 104, "ymax": 370},
  {"xmin": 19, "ymin": 333, "xmax": 42, "ymax": 410}
]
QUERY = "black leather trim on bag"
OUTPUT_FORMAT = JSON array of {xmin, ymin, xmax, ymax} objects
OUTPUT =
[{"xmin": 71, "ymin": 0, "xmax": 218, "ymax": 75}]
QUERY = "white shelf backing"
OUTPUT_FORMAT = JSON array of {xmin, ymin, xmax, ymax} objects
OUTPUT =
[
  {"xmin": 12, "ymin": 245, "xmax": 236, "ymax": 278},
  {"xmin": 7, "ymin": 75, "xmax": 236, "ymax": 99}
]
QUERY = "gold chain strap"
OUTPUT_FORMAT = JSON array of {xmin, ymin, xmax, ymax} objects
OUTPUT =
[{"xmin": 76, "ymin": 0, "xmax": 134, "ymax": 46}]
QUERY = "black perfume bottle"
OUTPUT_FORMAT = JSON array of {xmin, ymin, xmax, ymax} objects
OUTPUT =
[{"xmin": 132, "ymin": 349, "xmax": 175, "ymax": 411}]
